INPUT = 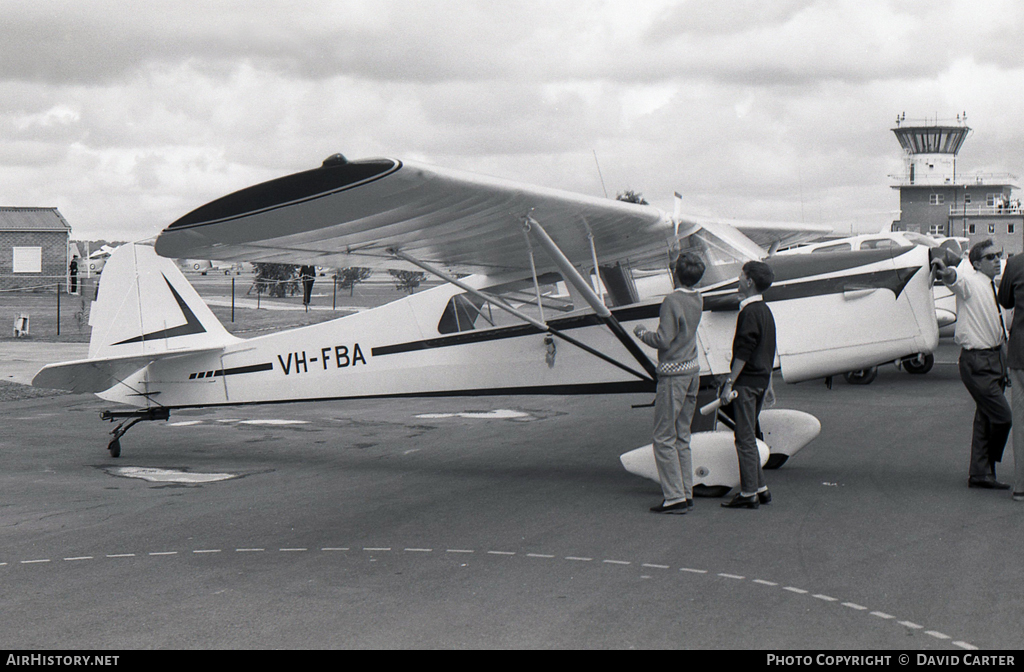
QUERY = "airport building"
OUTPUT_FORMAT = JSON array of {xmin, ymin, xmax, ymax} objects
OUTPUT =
[
  {"xmin": 889, "ymin": 115, "xmax": 1023, "ymax": 255},
  {"xmin": 0, "ymin": 207, "xmax": 73, "ymax": 290}
]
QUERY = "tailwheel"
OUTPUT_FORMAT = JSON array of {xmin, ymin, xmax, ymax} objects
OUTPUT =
[
  {"xmin": 843, "ymin": 366, "xmax": 878, "ymax": 385},
  {"xmin": 101, "ymin": 407, "xmax": 170, "ymax": 458}
]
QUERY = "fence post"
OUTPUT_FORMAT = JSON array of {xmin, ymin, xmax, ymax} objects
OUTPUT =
[
  {"xmin": 231, "ymin": 277, "xmax": 235, "ymax": 322},
  {"xmin": 56, "ymin": 283, "xmax": 60, "ymax": 336}
]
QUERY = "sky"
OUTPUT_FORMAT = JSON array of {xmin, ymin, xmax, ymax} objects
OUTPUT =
[{"xmin": 1, "ymin": 0, "xmax": 1023, "ymax": 243}]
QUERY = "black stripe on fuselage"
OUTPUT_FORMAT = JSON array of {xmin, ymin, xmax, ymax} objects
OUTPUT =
[
  {"xmin": 372, "ymin": 258, "xmax": 923, "ymax": 357},
  {"xmin": 165, "ymin": 379, "xmax": 658, "ymax": 410},
  {"xmin": 188, "ymin": 362, "xmax": 274, "ymax": 380}
]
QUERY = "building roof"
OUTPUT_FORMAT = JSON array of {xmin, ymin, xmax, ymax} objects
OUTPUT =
[{"xmin": 0, "ymin": 207, "xmax": 72, "ymax": 232}]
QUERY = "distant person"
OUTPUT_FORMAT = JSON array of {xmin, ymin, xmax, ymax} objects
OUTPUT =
[
  {"xmin": 719, "ymin": 260, "xmax": 776, "ymax": 510},
  {"xmin": 69, "ymin": 256, "xmax": 79, "ymax": 295},
  {"xmin": 998, "ymin": 247, "xmax": 1024, "ymax": 501},
  {"xmin": 633, "ymin": 252, "xmax": 706, "ymax": 514},
  {"xmin": 933, "ymin": 239, "xmax": 1011, "ymax": 490},
  {"xmin": 300, "ymin": 265, "xmax": 315, "ymax": 307}
]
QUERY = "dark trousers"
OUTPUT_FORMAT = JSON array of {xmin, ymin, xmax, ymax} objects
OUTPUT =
[
  {"xmin": 958, "ymin": 348, "xmax": 1011, "ymax": 478},
  {"xmin": 729, "ymin": 385, "xmax": 767, "ymax": 495}
]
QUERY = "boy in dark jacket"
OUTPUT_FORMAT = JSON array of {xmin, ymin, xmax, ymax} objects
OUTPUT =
[{"xmin": 719, "ymin": 260, "xmax": 777, "ymax": 509}]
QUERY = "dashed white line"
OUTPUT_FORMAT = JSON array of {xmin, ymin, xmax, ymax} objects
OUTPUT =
[{"xmin": 5, "ymin": 540, "xmax": 979, "ymax": 650}]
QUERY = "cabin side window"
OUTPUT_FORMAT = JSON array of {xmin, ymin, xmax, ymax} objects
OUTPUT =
[{"xmin": 437, "ymin": 274, "xmax": 574, "ymax": 334}]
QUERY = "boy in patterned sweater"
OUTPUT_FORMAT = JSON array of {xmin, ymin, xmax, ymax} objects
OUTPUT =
[{"xmin": 633, "ymin": 252, "xmax": 706, "ymax": 514}]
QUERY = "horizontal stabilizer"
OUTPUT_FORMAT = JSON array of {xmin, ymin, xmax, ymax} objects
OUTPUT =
[{"xmin": 32, "ymin": 348, "xmax": 224, "ymax": 394}]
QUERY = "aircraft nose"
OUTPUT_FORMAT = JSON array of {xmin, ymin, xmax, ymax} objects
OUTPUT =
[{"xmin": 929, "ymin": 246, "xmax": 961, "ymax": 267}]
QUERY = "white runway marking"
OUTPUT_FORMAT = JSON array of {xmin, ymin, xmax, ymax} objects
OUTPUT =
[
  {"xmin": 166, "ymin": 421, "xmax": 203, "ymax": 427},
  {"xmin": 415, "ymin": 410, "xmax": 530, "ymax": 420},
  {"xmin": 108, "ymin": 467, "xmax": 237, "ymax": 484},
  {"xmin": 4, "ymin": 539, "xmax": 977, "ymax": 649},
  {"xmin": 238, "ymin": 419, "xmax": 310, "ymax": 425}
]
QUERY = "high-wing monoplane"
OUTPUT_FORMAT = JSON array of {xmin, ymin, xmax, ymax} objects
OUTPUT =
[{"xmin": 33, "ymin": 155, "xmax": 941, "ymax": 495}]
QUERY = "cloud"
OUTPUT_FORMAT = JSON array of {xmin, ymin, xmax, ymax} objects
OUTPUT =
[{"xmin": 0, "ymin": 0, "xmax": 1021, "ymax": 241}]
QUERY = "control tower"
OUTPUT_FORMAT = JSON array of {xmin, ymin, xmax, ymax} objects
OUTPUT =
[
  {"xmin": 890, "ymin": 113, "xmax": 1021, "ymax": 252},
  {"xmin": 891, "ymin": 115, "xmax": 970, "ymax": 187}
]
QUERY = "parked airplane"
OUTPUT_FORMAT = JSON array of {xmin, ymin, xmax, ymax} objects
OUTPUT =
[
  {"xmin": 32, "ymin": 155, "xmax": 941, "ymax": 494},
  {"xmin": 179, "ymin": 259, "xmax": 246, "ymax": 275},
  {"xmin": 776, "ymin": 230, "xmax": 968, "ymax": 383}
]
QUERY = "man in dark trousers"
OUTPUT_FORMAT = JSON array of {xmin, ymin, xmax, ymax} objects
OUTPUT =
[
  {"xmin": 998, "ymin": 250, "xmax": 1024, "ymax": 500},
  {"xmin": 935, "ymin": 239, "xmax": 1011, "ymax": 490},
  {"xmin": 719, "ymin": 260, "xmax": 777, "ymax": 509},
  {"xmin": 300, "ymin": 265, "xmax": 316, "ymax": 307},
  {"xmin": 69, "ymin": 255, "xmax": 79, "ymax": 295}
]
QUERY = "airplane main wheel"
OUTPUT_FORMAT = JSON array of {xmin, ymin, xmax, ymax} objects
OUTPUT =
[
  {"xmin": 764, "ymin": 453, "xmax": 789, "ymax": 469},
  {"xmin": 902, "ymin": 353, "xmax": 934, "ymax": 375},
  {"xmin": 843, "ymin": 367, "xmax": 878, "ymax": 385},
  {"xmin": 108, "ymin": 439, "xmax": 121, "ymax": 458}
]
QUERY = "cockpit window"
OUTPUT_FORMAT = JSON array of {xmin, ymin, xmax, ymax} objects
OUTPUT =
[{"xmin": 438, "ymin": 273, "xmax": 574, "ymax": 334}]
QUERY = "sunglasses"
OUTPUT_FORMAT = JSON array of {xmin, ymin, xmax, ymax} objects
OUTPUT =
[{"xmin": 983, "ymin": 252, "xmax": 1003, "ymax": 261}]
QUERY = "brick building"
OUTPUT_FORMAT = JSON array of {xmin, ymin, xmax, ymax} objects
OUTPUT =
[{"xmin": 0, "ymin": 207, "xmax": 72, "ymax": 290}]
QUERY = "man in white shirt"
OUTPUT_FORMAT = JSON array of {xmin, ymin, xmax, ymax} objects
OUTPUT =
[{"xmin": 933, "ymin": 239, "xmax": 1012, "ymax": 489}]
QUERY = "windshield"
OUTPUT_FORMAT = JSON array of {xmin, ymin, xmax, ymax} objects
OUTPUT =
[{"xmin": 679, "ymin": 222, "xmax": 763, "ymax": 289}]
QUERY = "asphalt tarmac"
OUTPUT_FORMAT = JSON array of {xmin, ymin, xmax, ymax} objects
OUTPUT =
[{"xmin": 1, "ymin": 341, "xmax": 1020, "ymax": 650}]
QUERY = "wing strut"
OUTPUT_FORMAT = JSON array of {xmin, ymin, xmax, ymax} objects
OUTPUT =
[
  {"xmin": 389, "ymin": 249, "xmax": 654, "ymax": 383},
  {"xmin": 523, "ymin": 217, "xmax": 659, "ymax": 381}
]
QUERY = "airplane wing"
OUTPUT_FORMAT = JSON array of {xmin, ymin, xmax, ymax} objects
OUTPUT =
[
  {"xmin": 154, "ymin": 156, "xmax": 676, "ymax": 274},
  {"xmin": 695, "ymin": 218, "xmax": 833, "ymax": 251},
  {"xmin": 32, "ymin": 348, "xmax": 225, "ymax": 394}
]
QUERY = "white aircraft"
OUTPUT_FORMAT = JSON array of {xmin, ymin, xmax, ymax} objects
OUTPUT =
[
  {"xmin": 32, "ymin": 155, "xmax": 940, "ymax": 495},
  {"xmin": 776, "ymin": 230, "xmax": 967, "ymax": 382},
  {"xmin": 179, "ymin": 259, "xmax": 246, "ymax": 275}
]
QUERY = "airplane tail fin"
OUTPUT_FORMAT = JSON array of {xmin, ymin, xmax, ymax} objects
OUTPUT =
[{"xmin": 87, "ymin": 242, "xmax": 239, "ymax": 360}]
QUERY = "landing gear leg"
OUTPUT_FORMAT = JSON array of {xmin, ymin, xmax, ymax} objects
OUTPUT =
[{"xmin": 101, "ymin": 408, "xmax": 170, "ymax": 458}]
